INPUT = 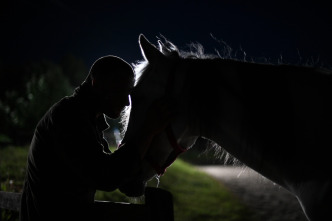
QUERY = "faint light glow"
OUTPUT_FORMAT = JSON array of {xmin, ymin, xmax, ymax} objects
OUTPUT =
[{"xmin": 113, "ymin": 128, "xmax": 121, "ymax": 146}]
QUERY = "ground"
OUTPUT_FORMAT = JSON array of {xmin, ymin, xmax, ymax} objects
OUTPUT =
[{"xmin": 196, "ymin": 166, "xmax": 308, "ymax": 221}]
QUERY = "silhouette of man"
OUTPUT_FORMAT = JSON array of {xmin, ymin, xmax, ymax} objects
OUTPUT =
[{"xmin": 20, "ymin": 55, "xmax": 171, "ymax": 221}]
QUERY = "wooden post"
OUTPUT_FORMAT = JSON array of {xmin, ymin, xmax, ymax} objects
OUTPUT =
[{"xmin": 145, "ymin": 187, "xmax": 174, "ymax": 221}]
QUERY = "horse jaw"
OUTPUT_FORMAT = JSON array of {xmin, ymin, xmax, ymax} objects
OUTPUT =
[{"xmin": 172, "ymin": 116, "xmax": 200, "ymax": 150}]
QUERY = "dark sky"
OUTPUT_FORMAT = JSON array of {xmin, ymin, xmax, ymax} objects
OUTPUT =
[{"xmin": 2, "ymin": 0, "xmax": 332, "ymax": 68}]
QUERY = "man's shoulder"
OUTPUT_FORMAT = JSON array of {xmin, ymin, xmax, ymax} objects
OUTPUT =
[
  {"xmin": 34, "ymin": 96, "xmax": 72, "ymax": 131},
  {"xmin": 38, "ymin": 95, "xmax": 92, "ymax": 129},
  {"xmin": 40, "ymin": 96, "xmax": 80, "ymax": 123},
  {"xmin": 50, "ymin": 96, "xmax": 76, "ymax": 116}
]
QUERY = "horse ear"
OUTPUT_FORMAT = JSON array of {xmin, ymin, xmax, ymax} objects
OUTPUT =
[{"xmin": 139, "ymin": 34, "xmax": 165, "ymax": 63}]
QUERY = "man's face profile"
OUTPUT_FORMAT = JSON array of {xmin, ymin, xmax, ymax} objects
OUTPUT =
[{"xmin": 93, "ymin": 72, "xmax": 134, "ymax": 119}]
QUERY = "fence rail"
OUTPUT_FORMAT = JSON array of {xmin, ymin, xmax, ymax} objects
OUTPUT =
[{"xmin": 0, "ymin": 187, "xmax": 174, "ymax": 221}]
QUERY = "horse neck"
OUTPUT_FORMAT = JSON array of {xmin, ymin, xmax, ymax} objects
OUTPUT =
[
  {"xmin": 184, "ymin": 59, "xmax": 293, "ymax": 185},
  {"xmin": 187, "ymin": 59, "xmax": 253, "ymax": 157},
  {"xmin": 186, "ymin": 58, "xmax": 332, "ymax": 186}
]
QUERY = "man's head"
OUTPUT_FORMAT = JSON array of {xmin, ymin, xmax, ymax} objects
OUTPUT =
[{"xmin": 89, "ymin": 55, "xmax": 135, "ymax": 118}]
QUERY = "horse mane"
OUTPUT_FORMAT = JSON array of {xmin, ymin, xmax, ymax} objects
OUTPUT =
[{"xmin": 133, "ymin": 37, "xmax": 217, "ymax": 85}]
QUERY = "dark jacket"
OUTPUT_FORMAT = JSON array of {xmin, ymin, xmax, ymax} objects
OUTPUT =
[{"xmin": 20, "ymin": 82, "xmax": 141, "ymax": 221}]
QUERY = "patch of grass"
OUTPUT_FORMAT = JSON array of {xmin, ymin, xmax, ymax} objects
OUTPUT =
[
  {"xmin": 0, "ymin": 146, "xmax": 28, "ymax": 192},
  {"xmin": 151, "ymin": 159, "xmax": 255, "ymax": 221},
  {"xmin": 0, "ymin": 146, "xmax": 28, "ymax": 221}
]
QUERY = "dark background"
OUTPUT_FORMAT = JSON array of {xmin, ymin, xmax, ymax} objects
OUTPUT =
[
  {"xmin": 1, "ymin": 0, "xmax": 332, "ymax": 145},
  {"xmin": 2, "ymin": 0, "xmax": 332, "ymax": 67}
]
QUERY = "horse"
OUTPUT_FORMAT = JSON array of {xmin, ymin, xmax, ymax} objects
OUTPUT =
[{"xmin": 118, "ymin": 34, "xmax": 332, "ymax": 221}]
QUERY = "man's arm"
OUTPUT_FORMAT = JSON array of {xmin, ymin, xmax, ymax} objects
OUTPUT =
[{"xmin": 52, "ymin": 99, "xmax": 173, "ymax": 192}]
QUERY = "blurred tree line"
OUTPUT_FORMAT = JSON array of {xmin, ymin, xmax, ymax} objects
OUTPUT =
[{"xmin": 0, "ymin": 55, "xmax": 120, "ymax": 147}]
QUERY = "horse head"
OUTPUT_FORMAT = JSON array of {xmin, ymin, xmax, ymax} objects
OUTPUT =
[{"xmin": 118, "ymin": 34, "xmax": 200, "ymax": 196}]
